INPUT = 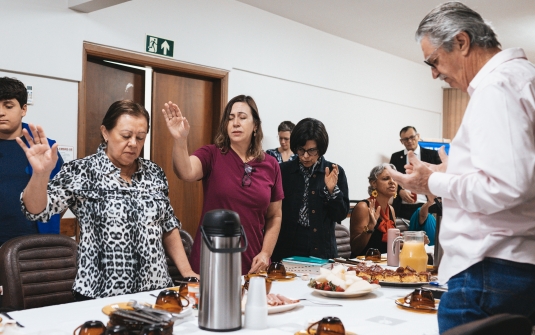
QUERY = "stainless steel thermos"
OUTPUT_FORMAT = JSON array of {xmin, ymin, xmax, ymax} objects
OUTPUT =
[{"xmin": 198, "ymin": 209, "xmax": 248, "ymax": 332}]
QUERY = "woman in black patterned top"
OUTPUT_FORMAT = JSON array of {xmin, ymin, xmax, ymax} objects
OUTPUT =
[
  {"xmin": 265, "ymin": 121, "xmax": 298, "ymax": 163},
  {"xmin": 18, "ymin": 100, "xmax": 197, "ymax": 299},
  {"xmin": 272, "ymin": 118, "xmax": 349, "ymax": 261}
]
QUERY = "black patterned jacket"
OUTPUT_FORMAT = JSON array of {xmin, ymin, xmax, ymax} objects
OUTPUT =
[{"xmin": 272, "ymin": 157, "xmax": 349, "ymax": 261}]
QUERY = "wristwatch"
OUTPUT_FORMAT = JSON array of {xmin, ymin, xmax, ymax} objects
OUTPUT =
[{"xmin": 365, "ymin": 225, "xmax": 374, "ymax": 234}]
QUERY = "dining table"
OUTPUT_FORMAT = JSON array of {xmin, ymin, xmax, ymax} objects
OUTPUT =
[{"xmin": 7, "ymin": 265, "xmax": 440, "ymax": 335}]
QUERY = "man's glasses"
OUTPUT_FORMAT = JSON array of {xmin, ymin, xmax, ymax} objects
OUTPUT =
[
  {"xmin": 400, "ymin": 134, "xmax": 419, "ymax": 144},
  {"xmin": 423, "ymin": 42, "xmax": 443, "ymax": 69},
  {"xmin": 242, "ymin": 163, "xmax": 254, "ymax": 187},
  {"xmin": 297, "ymin": 147, "xmax": 319, "ymax": 157}
]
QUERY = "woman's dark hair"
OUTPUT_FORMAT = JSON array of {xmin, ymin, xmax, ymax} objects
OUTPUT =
[
  {"xmin": 214, "ymin": 95, "xmax": 264, "ymax": 161},
  {"xmin": 100, "ymin": 100, "xmax": 150, "ymax": 143},
  {"xmin": 277, "ymin": 121, "xmax": 295, "ymax": 133},
  {"xmin": 290, "ymin": 118, "xmax": 329, "ymax": 157},
  {"xmin": 0, "ymin": 77, "xmax": 27, "ymax": 108}
]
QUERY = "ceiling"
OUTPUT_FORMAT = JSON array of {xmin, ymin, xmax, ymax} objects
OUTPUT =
[{"xmin": 236, "ymin": 0, "xmax": 535, "ymax": 66}]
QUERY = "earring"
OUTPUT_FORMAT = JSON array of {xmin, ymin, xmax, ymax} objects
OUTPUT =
[
  {"xmin": 253, "ymin": 130, "xmax": 257, "ymax": 137},
  {"xmin": 371, "ymin": 189, "xmax": 378, "ymax": 198},
  {"xmin": 393, "ymin": 192, "xmax": 397, "ymax": 199}
]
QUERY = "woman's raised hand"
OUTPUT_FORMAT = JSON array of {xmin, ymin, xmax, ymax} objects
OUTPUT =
[
  {"xmin": 162, "ymin": 101, "xmax": 189, "ymax": 141},
  {"xmin": 15, "ymin": 124, "xmax": 58, "ymax": 175},
  {"xmin": 368, "ymin": 198, "xmax": 380, "ymax": 226},
  {"xmin": 325, "ymin": 164, "xmax": 339, "ymax": 194}
]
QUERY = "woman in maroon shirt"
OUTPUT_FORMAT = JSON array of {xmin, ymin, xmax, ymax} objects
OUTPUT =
[{"xmin": 162, "ymin": 95, "xmax": 283, "ymax": 274}]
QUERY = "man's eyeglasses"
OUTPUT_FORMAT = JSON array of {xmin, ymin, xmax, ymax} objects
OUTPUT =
[
  {"xmin": 297, "ymin": 147, "xmax": 319, "ymax": 157},
  {"xmin": 242, "ymin": 163, "xmax": 255, "ymax": 187},
  {"xmin": 423, "ymin": 43, "xmax": 443, "ymax": 69},
  {"xmin": 400, "ymin": 134, "xmax": 419, "ymax": 144}
]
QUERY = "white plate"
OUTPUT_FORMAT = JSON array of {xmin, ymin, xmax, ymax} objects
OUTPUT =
[
  {"xmin": 241, "ymin": 296, "xmax": 301, "ymax": 314},
  {"xmin": 311, "ymin": 284, "xmax": 380, "ymax": 298},
  {"xmin": 268, "ymin": 301, "xmax": 301, "ymax": 314}
]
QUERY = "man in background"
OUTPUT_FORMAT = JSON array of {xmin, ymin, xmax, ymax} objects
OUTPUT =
[
  {"xmin": 0, "ymin": 76, "xmax": 63, "ymax": 247},
  {"xmin": 388, "ymin": 2, "xmax": 535, "ymax": 333},
  {"xmin": 389, "ymin": 126, "xmax": 440, "ymax": 220}
]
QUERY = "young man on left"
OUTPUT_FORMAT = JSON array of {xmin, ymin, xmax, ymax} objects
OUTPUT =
[{"xmin": 0, "ymin": 76, "xmax": 64, "ymax": 247}]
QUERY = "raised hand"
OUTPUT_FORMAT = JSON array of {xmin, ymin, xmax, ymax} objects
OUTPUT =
[
  {"xmin": 15, "ymin": 124, "xmax": 58, "ymax": 175},
  {"xmin": 325, "ymin": 164, "xmax": 339, "ymax": 194},
  {"xmin": 399, "ymin": 189, "xmax": 416, "ymax": 203},
  {"xmin": 386, "ymin": 151, "xmax": 433, "ymax": 195},
  {"xmin": 368, "ymin": 198, "xmax": 380, "ymax": 227},
  {"xmin": 162, "ymin": 101, "xmax": 190, "ymax": 141},
  {"xmin": 409, "ymin": 146, "xmax": 448, "ymax": 174}
]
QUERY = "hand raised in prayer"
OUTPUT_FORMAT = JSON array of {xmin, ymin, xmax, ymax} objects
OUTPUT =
[
  {"xmin": 387, "ymin": 151, "xmax": 434, "ymax": 195},
  {"xmin": 16, "ymin": 124, "xmax": 58, "ymax": 176},
  {"xmin": 399, "ymin": 189, "xmax": 415, "ymax": 203},
  {"xmin": 325, "ymin": 164, "xmax": 339, "ymax": 194},
  {"xmin": 368, "ymin": 198, "xmax": 380, "ymax": 228},
  {"xmin": 162, "ymin": 101, "xmax": 189, "ymax": 142}
]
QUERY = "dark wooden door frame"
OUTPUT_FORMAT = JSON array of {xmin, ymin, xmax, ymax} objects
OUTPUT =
[{"xmin": 78, "ymin": 42, "xmax": 228, "ymax": 159}]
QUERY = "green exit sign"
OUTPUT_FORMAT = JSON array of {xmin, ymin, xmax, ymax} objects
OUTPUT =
[{"xmin": 146, "ymin": 35, "xmax": 174, "ymax": 57}]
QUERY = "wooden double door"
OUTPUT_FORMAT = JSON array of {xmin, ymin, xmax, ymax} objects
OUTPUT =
[{"xmin": 78, "ymin": 43, "xmax": 228, "ymax": 238}]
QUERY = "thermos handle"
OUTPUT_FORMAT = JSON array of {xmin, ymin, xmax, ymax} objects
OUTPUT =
[
  {"xmin": 200, "ymin": 225, "xmax": 248, "ymax": 253},
  {"xmin": 392, "ymin": 236, "xmax": 403, "ymax": 255}
]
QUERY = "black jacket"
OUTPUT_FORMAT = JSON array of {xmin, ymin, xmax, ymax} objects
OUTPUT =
[
  {"xmin": 389, "ymin": 147, "xmax": 441, "ymax": 215},
  {"xmin": 272, "ymin": 158, "xmax": 349, "ymax": 261}
]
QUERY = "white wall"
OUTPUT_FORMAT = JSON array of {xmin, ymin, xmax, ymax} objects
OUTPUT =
[
  {"xmin": 0, "ymin": 70, "xmax": 79, "ymax": 158},
  {"xmin": 0, "ymin": 0, "xmax": 443, "ymax": 201}
]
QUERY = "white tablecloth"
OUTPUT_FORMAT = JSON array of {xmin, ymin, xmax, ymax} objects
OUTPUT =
[{"xmin": 9, "ymin": 278, "xmax": 440, "ymax": 335}]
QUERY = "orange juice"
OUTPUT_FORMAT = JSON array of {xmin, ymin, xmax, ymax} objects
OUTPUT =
[{"xmin": 399, "ymin": 241, "xmax": 427, "ymax": 272}]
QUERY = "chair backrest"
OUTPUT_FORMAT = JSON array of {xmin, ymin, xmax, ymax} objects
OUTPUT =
[
  {"xmin": 395, "ymin": 218, "xmax": 409, "ymax": 232},
  {"xmin": 346, "ymin": 200, "xmax": 359, "ymax": 218},
  {"xmin": 167, "ymin": 229, "xmax": 194, "ymax": 282},
  {"xmin": 335, "ymin": 224, "xmax": 351, "ymax": 258},
  {"xmin": 442, "ymin": 314, "xmax": 532, "ymax": 335},
  {"xmin": 0, "ymin": 234, "xmax": 77, "ymax": 310}
]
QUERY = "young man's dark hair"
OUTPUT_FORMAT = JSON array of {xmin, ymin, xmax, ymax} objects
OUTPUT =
[{"xmin": 0, "ymin": 76, "xmax": 28, "ymax": 108}]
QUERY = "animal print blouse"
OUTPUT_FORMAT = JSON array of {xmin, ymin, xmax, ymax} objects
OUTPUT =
[{"xmin": 22, "ymin": 144, "xmax": 179, "ymax": 298}]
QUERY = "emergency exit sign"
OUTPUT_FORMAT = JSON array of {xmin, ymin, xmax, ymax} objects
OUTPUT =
[{"xmin": 146, "ymin": 35, "xmax": 174, "ymax": 57}]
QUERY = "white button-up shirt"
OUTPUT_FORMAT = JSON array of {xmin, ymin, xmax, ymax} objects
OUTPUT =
[{"xmin": 429, "ymin": 48, "xmax": 535, "ymax": 283}]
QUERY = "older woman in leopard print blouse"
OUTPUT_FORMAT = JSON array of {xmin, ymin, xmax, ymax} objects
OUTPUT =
[{"xmin": 18, "ymin": 100, "xmax": 197, "ymax": 299}]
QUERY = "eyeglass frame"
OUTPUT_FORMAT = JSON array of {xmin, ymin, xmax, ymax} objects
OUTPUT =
[
  {"xmin": 400, "ymin": 134, "xmax": 420, "ymax": 144},
  {"xmin": 423, "ymin": 42, "xmax": 444, "ymax": 69},
  {"xmin": 296, "ymin": 147, "xmax": 319, "ymax": 157},
  {"xmin": 242, "ymin": 163, "xmax": 254, "ymax": 187}
]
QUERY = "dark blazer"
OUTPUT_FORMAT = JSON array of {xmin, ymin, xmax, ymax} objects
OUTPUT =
[
  {"xmin": 389, "ymin": 146, "xmax": 441, "ymax": 215},
  {"xmin": 272, "ymin": 157, "xmax": 349, "ymax": 261}
]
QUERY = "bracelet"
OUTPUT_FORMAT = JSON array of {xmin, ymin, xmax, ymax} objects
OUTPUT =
[{"xmin": 364, "ymin": 224, "xmax": 375, "ymax": 234}]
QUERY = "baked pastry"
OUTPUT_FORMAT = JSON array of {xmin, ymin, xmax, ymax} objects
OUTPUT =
[{"xmin": 347, "ymin": 263, "xmax": 430, "ymax": 283}]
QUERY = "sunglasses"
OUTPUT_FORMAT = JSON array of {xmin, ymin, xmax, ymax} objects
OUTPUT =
[{"xmin": 242, "ymin": 163, "xmax": 255, "ymax": 187}]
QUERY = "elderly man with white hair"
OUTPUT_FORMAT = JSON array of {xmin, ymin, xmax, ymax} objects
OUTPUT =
[{"xmin": 387, "ymin": 2, "xmax": 535, "ymax": 333}]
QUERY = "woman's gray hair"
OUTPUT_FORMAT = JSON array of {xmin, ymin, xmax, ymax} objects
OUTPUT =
[
  {"xmin": 415, "ymin": 1, "xmax": 501, "ymax": 52},
  {"xmin": 367, "ymin": 163, "xmax": 397, "ymax": 196}
]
